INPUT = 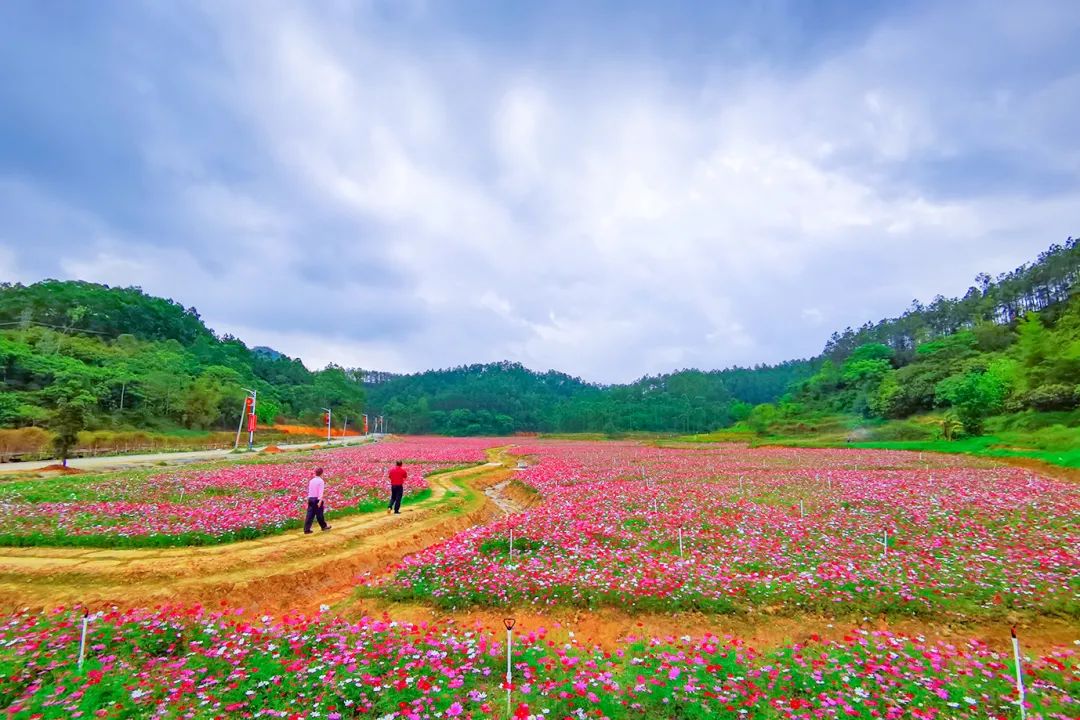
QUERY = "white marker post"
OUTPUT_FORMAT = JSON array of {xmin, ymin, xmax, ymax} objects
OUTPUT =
[
  {"xmin": 504, "ymin": 617, "xmax": 516, "ymax": 718},
  {"xmin": 509, "ymin": 528, "xmax": 514, "ymax": 561},
  {"xmin": 1011, "ymin": 626, "xmax": 1027, "ymax": 720},
  {"xmin": 800, "ymin": 500, "xmax": 805, "ymax": 517},
  {"xmin": 77, "ymin": 610, "xmax": 89, "ymax": 671},
  {"xmin": 882, "ymin": 531, "xmax": 889, "ymax": 560},
  {"xmin": 678, "ymin": 527, "xmax": 684, "ymax": 558}
]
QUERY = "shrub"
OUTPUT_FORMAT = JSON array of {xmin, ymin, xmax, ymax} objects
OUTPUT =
[
  {"xmin": 0, "ymin": 427, "xmax": 52, "ymax": 460},
  {"xmin": 864, "ymin": 420, "xmax": 936, "ymax": 442},
  {"xmin": 1023, "ymin": 383, "xmax": 1080, "ymax": 411}
]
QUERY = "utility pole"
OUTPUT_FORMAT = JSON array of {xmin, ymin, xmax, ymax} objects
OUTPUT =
[{"xmin": 322, "ymin": 407, "xmax": 332, "ymax": 443}]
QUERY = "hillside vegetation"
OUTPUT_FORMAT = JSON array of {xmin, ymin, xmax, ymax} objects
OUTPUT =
[
  {"xmin": 2, "ymin": 238, "xmax": 1078, "ymax": 458},
  {"xmin": 708, "ymin": 238, "xmax": 1080, "ymax": 464},
  {"xmin": 0, "ymin": 281, "xmax": 366, "ymax": 457}
]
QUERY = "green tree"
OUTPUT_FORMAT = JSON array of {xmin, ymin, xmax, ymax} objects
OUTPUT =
[
  {"xmin": 51, "ymin": 386, "xmax": 94, "ymax": 465},
  {"xmin": 182, "ymin": 377, "xmax": 225, "ymax": 429},
  {"xmin": 746, "ymin": 403, "xmax": 779, "ymax": 435},
  {"xmin": 935, "ymin": 371, "xmax": 1007, "ymax": 435}
]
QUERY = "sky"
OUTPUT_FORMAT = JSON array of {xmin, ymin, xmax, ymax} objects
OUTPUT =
[{"xmin": 1, "ymin": 1, "xmax": 1078, "ymax": 383}]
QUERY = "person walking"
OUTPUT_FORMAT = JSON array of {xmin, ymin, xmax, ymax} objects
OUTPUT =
[
  {"xmin": 304, "ymin": 467, "xmax": 331, "ymax": 533},
  {"xmin": 387, "ymin": 460, "xmax": 406, "ymax": 514}
]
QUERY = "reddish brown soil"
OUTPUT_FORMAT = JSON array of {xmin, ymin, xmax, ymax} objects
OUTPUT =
[{"xmin": 36, "ymin": 464, "xmax": 86, "ymax": 475}]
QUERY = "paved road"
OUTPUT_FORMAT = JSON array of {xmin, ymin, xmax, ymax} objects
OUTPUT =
[{"xmin": 0, "ymin": 436, "xmax": 382, "ymax": 473}]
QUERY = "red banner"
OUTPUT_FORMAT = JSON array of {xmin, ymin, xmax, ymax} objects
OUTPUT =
[{"xmin": 248, "ymin": 413, "xmax": 257, "ymax": 432}]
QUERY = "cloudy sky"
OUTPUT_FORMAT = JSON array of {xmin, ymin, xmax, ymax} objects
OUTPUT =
[{"xmin": 1, "ymin": 1, "xmax": 1078, "ymax": 382}]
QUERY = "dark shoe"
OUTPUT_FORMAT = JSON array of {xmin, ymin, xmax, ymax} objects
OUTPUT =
[
  {"xmin": 394, "ymin": 511, "xmax": 401, "ymax": 514},
  {"xmin": 322, "ymin": 526, "xmax": 332, "ymax": 531},
  {"xmin": 304, "ymin": 530, "xmax": 313, "ymax": 534}
]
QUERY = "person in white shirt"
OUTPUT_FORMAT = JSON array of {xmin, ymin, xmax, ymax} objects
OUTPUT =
[{"xmin": 303, "ymin": 467, "xmax": 332, "ymax": 533}]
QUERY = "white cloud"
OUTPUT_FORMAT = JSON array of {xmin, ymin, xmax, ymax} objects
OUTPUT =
[{"xmin": 2, "ymin": 0, "xmax": 1078, "ymax": 382}]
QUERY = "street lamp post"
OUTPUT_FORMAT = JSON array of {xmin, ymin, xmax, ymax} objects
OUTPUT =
[
  {"xmin": 246, "ymin": 389, "xmax": 257, "ymax": 450},
  {"xmin": 322, "ymin": 407, "xmax": 332, "ymax": 443}
]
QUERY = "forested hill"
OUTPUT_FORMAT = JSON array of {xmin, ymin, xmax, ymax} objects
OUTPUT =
[
  {"xmin": 0, "ymin": 281, "xmax": 366, "ymax": 433},
  {"xmin": 744, "ymin": 237, "xmax": 1080, "ymax": 439},
  {"xmin": 362, "ymin": 360, "xmax": 814, "ymax": 435},
  {"xmin": 0, "ymin": 280, "xmax": 812, "ymax": 437},
  {"xmin": 2, "ymin": 237, "xmax": 1077, "ymax": 440}
]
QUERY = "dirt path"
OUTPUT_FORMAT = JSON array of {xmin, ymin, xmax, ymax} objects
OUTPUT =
[
  {"xmin": 342, "ymin": 600, "xmax": 1077, "ymax": 655},
  {"xmin": 0, "ymin": 462, "xmax": 511, "ymax": 615}
]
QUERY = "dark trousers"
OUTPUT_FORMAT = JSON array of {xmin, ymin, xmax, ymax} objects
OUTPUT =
[
  {"xmin": 389, "ymin": 485, "xmax": 404, "ymax": 513},
  {"xmin": 304, "ymin": 497, "xmax": 328, "ymax": 531}
]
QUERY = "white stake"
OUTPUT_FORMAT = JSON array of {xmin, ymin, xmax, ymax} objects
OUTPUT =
[
  {"xmin": 678, "ymin": 527, "xmax": 684, "ymax": 558},
  {"xmin": 882, "ymin": 531, "xmax": 888, "ymax": 560},
  {"xmin": 509, "ymin": 529, "xmax": 514, "ymax": 561},
  {"xmin": 77, "ymin": 612, "xmax": 89, "ymax": 671},
  {"xmin": 1011, "ymin": 626, "xmax": 1027, "ymax": 720},
  {"xmin": 504, "ymin": 618, "xmax": 516, "ymax": 718},
  {"xmin": 799, "ymin": 500, "xmax": 804, "ymax": 517}
]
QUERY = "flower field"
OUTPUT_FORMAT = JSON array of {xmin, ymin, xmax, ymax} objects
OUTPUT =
[
  {"xmin": 1, "ymin": 606, "xmax": 1075, "ymax": 719},
  {"xmin": 0, "ymin": 438, "xmax": 495, "ymax": 546},
  {"xmin": 372, "ymin": 442, "xmax": 1080, "ymax": 618}
]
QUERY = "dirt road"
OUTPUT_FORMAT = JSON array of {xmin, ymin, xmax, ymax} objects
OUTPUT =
[{"xmin": 0, "ymin": 461, "xmax": 524, "ymax": 615}]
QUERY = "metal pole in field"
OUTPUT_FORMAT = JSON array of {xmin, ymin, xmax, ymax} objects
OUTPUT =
[
  {"xmin": 1011, "ymin": 626, "xmax": 1027, "ymax": 720},
  {"xmin": 678, "ymin": 527, "xmax": 683, "ymax": 558},
  {"xmin": 322, "ymin": 408, "xmax": 332, "ymax": 443},
  {"xmin": 234, "ymin": 395, "xmax": 247, "ymax": 449},
  {"xmin": 504, "ymin": 618, "xmax": 516, "ymax": 719},
  {"xmin": 800, "ymin": 500, "xmax": 805, "ymax": 517},
  {"xmin": 509, "ymin": 528, "xmax": 514, "ymax": 561},
  {"xmin": 77, "ymin": 611, "xmax": 89, "ymax": 671},
  {"xmin": 882, "ymin": 531, "xmax": 888, "ymax": 560}
]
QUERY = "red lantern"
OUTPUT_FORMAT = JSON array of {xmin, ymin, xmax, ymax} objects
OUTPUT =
[
  {"xmin": 247, "ymin": 413, "xmax": 257, "ymax": 432},
  {"xmin": 323, "ymin": 412, "xmax": 329, "ymax": 426},
  {"xmin": 244, "ymin": 396, "xmax": 254, "ymax": 410}
]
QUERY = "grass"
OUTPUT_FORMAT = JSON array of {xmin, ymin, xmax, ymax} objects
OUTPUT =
[{"xmin": 679, "ymin": 416, "xmax": 1080, "ymax": 469}]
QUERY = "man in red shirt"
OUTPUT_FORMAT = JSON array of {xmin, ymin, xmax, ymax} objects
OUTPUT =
[{"xmin": 387, "ymin": 460, "xmax": 406, "ymax": 514}]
